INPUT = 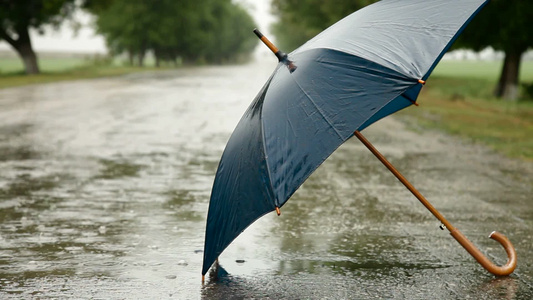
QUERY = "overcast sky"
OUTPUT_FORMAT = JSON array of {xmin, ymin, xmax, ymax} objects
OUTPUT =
[{"xmin": 0, "ymin": 0, "xmax": 275, "ymax": 54}]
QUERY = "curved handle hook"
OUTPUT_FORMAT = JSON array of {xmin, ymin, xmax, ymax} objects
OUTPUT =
[
  {"xmin": 450, "ymin": 229, "xmax": 517, "ymax": 276},
  {"xmin": 352, "ymin": 131, "xmax": 517, "ymax": 276}
]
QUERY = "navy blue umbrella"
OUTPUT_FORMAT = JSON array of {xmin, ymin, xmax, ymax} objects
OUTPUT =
[{"xmin": 202, "ymin": 0, "xmax": 516, "ymax": 278}]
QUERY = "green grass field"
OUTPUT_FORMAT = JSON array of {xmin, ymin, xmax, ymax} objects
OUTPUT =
[
  {"xmin": 431, "ymin": 59, "xmax": 533, "ymax": 82},
  {"xmin": 0, "ymin": 55, "xmax": 161, "ymax": 89},
  {"xmin": 0, "ymin": 56, "xmax": 91, "ymax": 73},
  {"xmin": 400, "ymin": 59, "xmax": 533, "ymax": 160}
]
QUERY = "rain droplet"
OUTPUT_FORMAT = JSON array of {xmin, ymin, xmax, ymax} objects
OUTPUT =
[{"xmin": 177, "ymin": 260, "xmax": 188, "ymax": 266}]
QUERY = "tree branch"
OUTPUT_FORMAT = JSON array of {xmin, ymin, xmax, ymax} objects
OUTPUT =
[{"xmin": 0, "ymin": 28, "xmax": 18, "ymax": 48}]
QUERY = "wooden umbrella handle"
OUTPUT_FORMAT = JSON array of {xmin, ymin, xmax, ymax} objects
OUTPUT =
[
  {"xmin": 353, "ymin": 130, "xmax": 517, "ymax": 276},
  {"xmin": 450, "ymin": 229, "xmax": 517, "ymax": 276}
]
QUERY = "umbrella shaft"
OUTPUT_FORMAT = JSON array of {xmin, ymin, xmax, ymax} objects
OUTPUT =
[{"xmin": 354, "ymin": 131, "xmax": 455, "ymax": 231}]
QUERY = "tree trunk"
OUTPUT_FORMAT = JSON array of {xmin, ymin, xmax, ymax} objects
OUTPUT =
[
  {"xmin": 17, "ymin": 43, "xmax": 40, "ymax": 75},
  {"xmin": 154, "ymin": 48, "xmax": 161, "ymax": 68},
  {"xmin": 0, "ymin": 26, "xmax": 40, "ymax": 74},
  {"xmin": 128, "ymin": 50, "xmax": 134, "ymax": 66},
  {"xmin": 138, "ymin": 53, "xmax": 145, "ymax": 67},
  {"xmin": 137, "ymin": 47, "xmax": 146, "ymax": 67},
  {"xmin": 495, "ymin": 50, "xmax": 523, "ymax": 101}
]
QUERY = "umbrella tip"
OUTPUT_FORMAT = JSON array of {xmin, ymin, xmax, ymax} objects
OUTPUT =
[
  {"xmin": 275, "ymin": 206, "xmax": 281, "ymax": 216},
  {"xmin": 253, "ymin": 28, "xmax": 263, "ymax": 38},
  {"xmin": 418, "ymin": 79, "xmax": 426, "ymax": 85}
]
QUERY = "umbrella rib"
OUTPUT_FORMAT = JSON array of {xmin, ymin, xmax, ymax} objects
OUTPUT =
[
  {"xmin": 260, "ymin": 73, "xmax": 282, "ymax": 209},
  {"xmin": 293, "ymin": 46, "xmax": 419, "ymax": 81}
]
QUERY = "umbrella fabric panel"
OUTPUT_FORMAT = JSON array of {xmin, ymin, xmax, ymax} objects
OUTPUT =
[
  {"xmin": 292, "ymin": 0, "xmax": 489, "ymax": 80},
  {"xmin": 262, "ymin": 48, "xmax": 417, "ymax": 207},
  {"xmin": 358, "ymin": 84, "xmax": 423, "ymax": 131},
  {"xmin": 202, "ymin": 78, "xmax": 278, "ymax": 275}
]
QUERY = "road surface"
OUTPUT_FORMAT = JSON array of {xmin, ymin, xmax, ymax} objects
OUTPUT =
[{"xmin": 0, "ymin": 60, "xmax": 531, "ymax": 299}]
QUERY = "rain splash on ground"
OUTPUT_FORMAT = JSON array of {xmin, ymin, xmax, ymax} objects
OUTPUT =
[{"xmin": 0, "ymin": 59, "xmax": 532, "ymax": 299}]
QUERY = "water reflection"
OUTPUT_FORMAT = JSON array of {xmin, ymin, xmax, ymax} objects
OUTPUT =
[{"xmin": 474, "ymin": 277, "xmax": 519, "ymax": 300}]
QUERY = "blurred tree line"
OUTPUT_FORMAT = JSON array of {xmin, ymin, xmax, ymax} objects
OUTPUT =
[
  {"xmin": 85, "ymin": 0, "xmax": 257, "ymax": 67},
  {"xmin": 0, "ymin": 0, "xmax": 257, "ymax": 74},
  {"xmin": 272, "ymin": 0, "xmax": 532, "ymax": 100}
]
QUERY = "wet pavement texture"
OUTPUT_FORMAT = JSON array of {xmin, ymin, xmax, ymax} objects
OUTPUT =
[{"xmin": 0, "ymin": 60, "xmax": 532, "ymax": 299}]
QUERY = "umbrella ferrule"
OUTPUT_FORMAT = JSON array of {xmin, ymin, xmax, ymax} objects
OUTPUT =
[
  {"xmin": 275, "ymin": 51, "xmax": 288, "ymax": 63},
  {"xmin": 254, "ymin": 28, "xmax": 297, "ymax": 73}
]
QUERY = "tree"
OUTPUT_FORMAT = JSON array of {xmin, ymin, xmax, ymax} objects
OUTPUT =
[
  {"xmin": 0, "ymin": 0, "xmax": 76, "ymax": 74},
  {"xmin": 455, "ymin": 0, "xmax": 533, "ymax": 100},
  {"xmin": 90, "ymin": 0, "xmax": 153, "ymax": 66},
  {"xmin": 88, "ymin": 0, "xmax": 257, "ymax": 66},
  {"xmin": 200, "ymin": 1, "xmax": 257, "ymax": 64}
]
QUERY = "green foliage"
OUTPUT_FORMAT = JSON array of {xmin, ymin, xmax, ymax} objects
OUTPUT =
[
  {"xmin": 271, "ymin": 0, "xmax": 377, "ymax": 51},
  {"xmin": 0, "ymin": 0, "xmax": 76, "ymax": 29},
  {"xmin": 455, "ymin": 0, "xmax": 533, "ymax": 54},
  {"xmin": 91, "ymin": 0, "xmax": 257, "ymax": 65}
]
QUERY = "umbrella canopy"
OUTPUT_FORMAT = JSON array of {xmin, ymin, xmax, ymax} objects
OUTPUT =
[{"xmin": 202, "ymin": 0, "xmax": 491, "ymax": 276}]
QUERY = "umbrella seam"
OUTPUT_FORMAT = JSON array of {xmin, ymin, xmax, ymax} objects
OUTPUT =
[
  {"xmin": 290, "ymin": 47, "xmax": 418, "ymax": 135},
  {"xmin": 293, "ymin": 48, "xmax": 422, "ymax": 131},
  {"xmin": 261, "ymin": 64, "xmax": 284, "ymax": 208},
  {"xmin": 292, "ymin": 46, "xmax": 419, "ymax": 83}
]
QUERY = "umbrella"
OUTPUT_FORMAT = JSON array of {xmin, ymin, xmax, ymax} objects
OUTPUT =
[{"xmin": 202, "ymin": 0, "xmax": 517, "ymax": 279}]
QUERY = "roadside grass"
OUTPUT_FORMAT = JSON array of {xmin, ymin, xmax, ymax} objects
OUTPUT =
[
  {"xmin": 0, "ymin": 56, "xmax": 162, "ymax": 89},
  {"xmin": 399, "ymin": 60, "xmax": 533, "ymax": 160},
  {"xmin": 0, "ymin": 56, "xmax": 91, "ymax": 73},
  {"xmin": 0, "ymin": 65, "xmax": 161, "ymax": 89},
  {"xmin": 429, "ymin": 59, "xmax": 533, "ymax": 81}
]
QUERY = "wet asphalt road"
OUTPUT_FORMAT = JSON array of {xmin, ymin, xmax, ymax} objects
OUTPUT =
[{"xmin": 0, "ymin": 59, "xmax": 531, "ymax": 299}]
